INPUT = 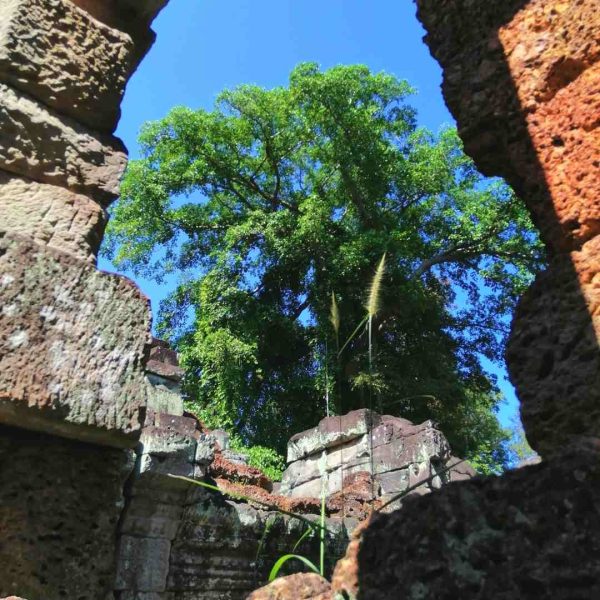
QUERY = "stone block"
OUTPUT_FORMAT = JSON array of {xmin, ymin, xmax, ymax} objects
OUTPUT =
[
  {"xmin": 138, "ymin": 434, "xmax": 195, "ymax": 464},
  {"xmin": 377, "ymin": 469, "xmax": 409, "ymax": 496},
  {"xmin": 0, "ymin": 425, "xmax": 133, "ymax": 600},
  {"xmin": 115, "ymin": 536, "xmax": 171, "ymax": 592},
  {"xmin": 447, "ymin": 456, "xmax": 478, "ymax": 482},
  {"xmin": 0, "ymin": 171, "xmax": 106, "ymax": 262},
  {"xmin": 287, "ymin": 409, "xmax": 379, "ymax": 463},
  {"xmin": 0, "ymin": 0, "xmax": 136, "ymax": 132},
  {"xmin": 0, "ymin": 83, "xmax": 127, "ymax": 205},
  {"xmin": 195, "ymin": 434, "xmax": 216, "ymax": 465},
  {"xmin": 120, "ymin": 497, "xmax": 184, "ymax": 540},
  {"xmin": 145, "ymin": 380, "xmax": 184, "ymax": 416},
  {"xmin": 0, "ymin": 233, "xmax": 151, "ymax": 448}
]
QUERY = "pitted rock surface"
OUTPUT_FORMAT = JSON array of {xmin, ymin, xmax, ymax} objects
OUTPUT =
[
  {"xmin": 508, "ymin": 238, "xmax": 600, "ymax": 456},
  {"xmin": 0, "ymin": 424, "xmax": 133, "ymax": 600},
  {"xmin": 0, "ymin": 233, "xmax": 151, "ymax": 447},
  {"xmin": 0, "ymin": 84, "xmax": 127, "ymax": 205},
  {"xmin": 247, "ymin": 573, "xmax": 331, "ymax": 600},
  {"xmin": 0, "ymin": 0, "xmax": 136, "ymax": 132},
  {"xmin": 416, "ymin": 0, "xmax": 600, "ymax": 457},
  {"xmin": 0, "ymin": 172, "xmax": 106, "ymax": 262},
  {"xmin": 350, "ymin": 454, "xmax": 600, "ymax": 599}
]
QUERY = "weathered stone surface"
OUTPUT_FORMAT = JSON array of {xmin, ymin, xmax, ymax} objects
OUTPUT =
[
  {"xmin": 147, "ymin": 338, "xmax": 185, "ymax": 382},
  {"xmin": 508, "ymin": 239, "xmax": 600, "ymax": 456},
  {"xmin": 498, "ymin": 0, "xmax": 600, "ymax": 248},
  {"xmin": 287, "ymin": 409, "xmax": 383, "ymax": 462},
  {"xmin": 280, "ymin": 411, "xmax": 466, "ymax": 504},
  {"xmin": 344, "ymin": 454, "xmax": 600, "ymax": 599},
  {"xmin": 0, "ymin": 171, "xmax": 106, "ymax": 262},
  {"xmin": 145, "ymin": 378, "xmax": 184, "ymax": 416},
  {"xmin": 416, "ymin": 0, "xmax": 600, "ymax": 458},
  {"xmin": 115, "ymin": 536, "xmax": 172, "ymax": 592},
  {"xmin": 0, "ymin": 233, "xmax": 151, "ymax": 447},
  {"xmin": 0, "ymin": 0, "xmax": 136, "ymax": 132},
  {"xmin": 0, "ymin": 424, "xmax": 133, "ymax": 600},
  {"xmin": 0, "ymin": 83, "xmax": 127, "ymax": 205},
  {"xmin": 170, "ymin": 501, "xmax": 347, "ymax": 599},
  {"xmin": 120, "ymin": 496, "xmax": 185, "ymax": 540},
  {"xmin": 247, "ymin": 573, "xmax": 331, "ymax": 600}
]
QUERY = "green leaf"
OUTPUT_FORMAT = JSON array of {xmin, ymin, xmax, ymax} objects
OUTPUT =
[{"xmin": 268, "ymin": 554, "xmax": 321, "ymax": 582}]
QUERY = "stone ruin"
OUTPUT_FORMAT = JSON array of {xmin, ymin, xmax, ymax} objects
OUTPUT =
[
  {"xmin": 0, "ymin": 0, "xmax": 598, "ymax": 598},
  {"xmin": 278, "ymin": 409, "xmax": 475, "ymax": 510}
]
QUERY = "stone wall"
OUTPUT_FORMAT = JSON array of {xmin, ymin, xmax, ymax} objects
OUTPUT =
[
  {"xmin": 0, "ymin": 1, "xmax": 166, "ymax": 597},
  {"xmin": 114, "ymin": 343, "xmax": 350, "ymax": 600}
]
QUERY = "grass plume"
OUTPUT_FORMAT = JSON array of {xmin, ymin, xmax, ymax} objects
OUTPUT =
[
  {"xmin": 366, "ymin": 253, "xmax": 386, "ymax": 318},
  {"xmin": 330, "ymin": 292, "xmax": 340, "ymax": 336}
]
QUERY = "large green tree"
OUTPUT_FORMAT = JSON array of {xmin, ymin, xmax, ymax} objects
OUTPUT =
[{"xmin": 105, "ymin": 63, "xmax": 544, "ymax": 472}]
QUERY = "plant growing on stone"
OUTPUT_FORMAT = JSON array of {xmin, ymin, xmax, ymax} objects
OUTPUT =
[{"xmin": 105, "ymin": 62, "xmax": 545, "ymax": 471}]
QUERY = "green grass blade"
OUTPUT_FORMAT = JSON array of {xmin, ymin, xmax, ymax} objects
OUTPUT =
[
  {"xmin": 268, "ymin": 554, "xmax": 320, "ymax": 582},
  {"xmin": 320, "ymin": 487, "xmax": 326, "ymax": 576},
  {"xmin": 292, "ymin": 524, "xmax": 316, "ymax": 552},
  {"xmin": 338, "ymin": 315, "xmax": 368, "ymax": 357}
]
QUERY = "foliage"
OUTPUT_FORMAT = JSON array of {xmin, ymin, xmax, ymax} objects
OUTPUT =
[
  {"xmin": 505, "ymin": 418, "xmax": 538, "ymax": 468},
  {"xmin": 230, "ymin": 437, "xmax": 286, "ymax": 481},
  {"xmin": 105, "ymin": 63, "xmax": 545, "ymax": 470}
]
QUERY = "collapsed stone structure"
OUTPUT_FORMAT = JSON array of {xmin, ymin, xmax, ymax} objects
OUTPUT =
[{"xmin": 279, "ymin": 409, "xmax": 474, "ymax": 508}]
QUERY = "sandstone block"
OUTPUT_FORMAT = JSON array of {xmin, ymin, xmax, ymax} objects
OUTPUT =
[
  {"xmin": 145, "ymin": 380, "xmax": 184, "ymax": 416},
  {"xmin": 0, "ymin": 83, "xmax": 127, "ymax": 205},
  {"xmin": 0, "ymin": 0, "xmax": 136, "ymax": 132},
  {"xmin": 115, "ymin": 536, "xmax": 171, "ymax": 592},
  {"xmin": 120, "ymin": 497, "xmax": 184, "ymax": 540},
  {"xmin": 0, "ymin": 171, "xmax": 106, "ymax": 262},
  {"xmin": 247, "ymin": 573, "xmax": 331, "ymax": 600},
  {"xmin": 0, "ymin": 233, "xmax": 151, "ymax": 447},
  {"xmin": 287, "ymin": 409, "xmax": 384, "ymax": 462}
]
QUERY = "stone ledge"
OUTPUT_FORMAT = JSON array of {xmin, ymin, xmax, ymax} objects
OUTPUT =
[{"xmin": 0, "ymin": 233, "xmax": 151, "ymax": 447}]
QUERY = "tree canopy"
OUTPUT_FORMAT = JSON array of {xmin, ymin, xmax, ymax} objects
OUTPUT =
[{"xmin": 104, "ymin": 63, "xmax": 544, "ymax": 473}]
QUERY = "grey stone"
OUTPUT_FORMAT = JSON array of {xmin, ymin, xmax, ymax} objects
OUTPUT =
[
  {"xmin": 287, "ymin": 409, "xmax": 377, "ymax": 462},
  {"xmin": 120, "ymin": 497, "xmax": 184, "ymax": 540},
  {"xmin": 115, "ymin": 536, "xmax": 171, "ymax": 592},
  {"xmin": 145, "ymin": 381, "xmax": 184, "ymax": 417}
]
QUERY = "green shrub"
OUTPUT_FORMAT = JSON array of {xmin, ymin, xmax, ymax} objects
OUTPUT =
[{"xmin": 231, "ymin": 439, "xmax": 286, "ymax": 481}]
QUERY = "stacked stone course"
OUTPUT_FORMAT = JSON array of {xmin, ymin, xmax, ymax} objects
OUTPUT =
[{"xmin": 0, "ymin": 1, "xmax": 165, "ymax": 597}]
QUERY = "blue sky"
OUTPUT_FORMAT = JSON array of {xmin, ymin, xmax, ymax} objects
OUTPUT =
[{"xmin": 99, "ymin": 0, "xmax": 520, "ymax": 430}]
